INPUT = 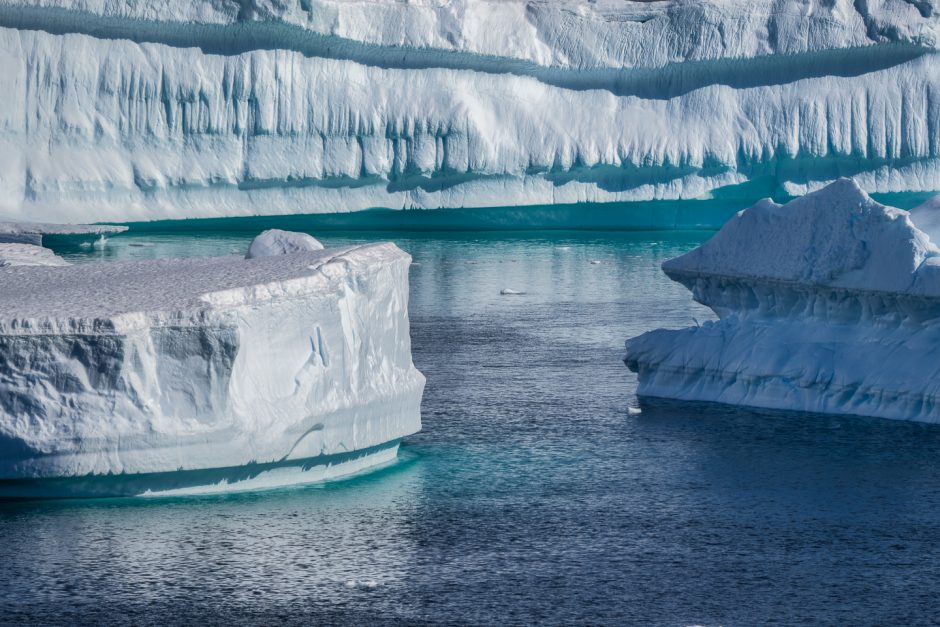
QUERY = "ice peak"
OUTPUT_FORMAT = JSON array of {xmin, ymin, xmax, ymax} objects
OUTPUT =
[{"xmin": 664, "ymin": 179, "xmax": 938, "ymax": 295}]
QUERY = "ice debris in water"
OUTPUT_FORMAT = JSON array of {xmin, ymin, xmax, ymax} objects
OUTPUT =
[
  {"xmin": 500, "ymin": 288, "xmax": 525, "ymax": 295},
  {"xmin": 344, "ymin": 580, "xmax": 378, "ymax": 590},
  {"xmin": 246, "ymin": 229, "xmax": 324, "ymax": 259},
  {"xmin": 625, "ymin": 179, "xmax": 940, "ymax": 423}
]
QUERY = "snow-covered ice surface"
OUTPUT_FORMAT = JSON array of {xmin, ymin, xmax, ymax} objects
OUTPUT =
[
  {"xmin": 0, "ymin": 0, "xmax": 939, "ymax": 223},
  {"xmin": 624, "ymin": 179, "xmax": 940, "ymax": 423},
  {"xmin": 0, "ymin": 237, "xmax": 424, "ymax": 498},
  {"xmin": 0, "ymin": 243, "xmax": 68, "ymax": 266},
  {"xmin": 246, "ymin": 229, "xmax": 324, "ymax": 259}
]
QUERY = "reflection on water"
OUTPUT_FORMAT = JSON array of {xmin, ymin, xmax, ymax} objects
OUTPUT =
[{"xmin": 3, "ymin": 229, "xmax": 940, "ymax": 623}]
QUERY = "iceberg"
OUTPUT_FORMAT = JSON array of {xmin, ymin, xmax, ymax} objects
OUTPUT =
[
  {"xmin": 0, "ymin": 233, "xmax": 424, "ymax": 498},
  {"xmin": 246, "ymin": 229, "xmax": 324, "ymax": 259},
  {"xmin": 624, "ymin": 179, "xmax": 940, "ymax": 423},
  {"xmin": 0, "ymin": 0, "xmax": 938, "ymax": 223}
]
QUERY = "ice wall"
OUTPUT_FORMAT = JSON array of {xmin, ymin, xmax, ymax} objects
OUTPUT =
[
  {"xmin": 0, "ymin": 0, "xmax": 939, "ymax": 222},
  {"xmin": 624, "ymin": 179, "xmax": 940, "ymax": 423},
  {"xmin": 0, "ymin": 240, "xmax": 425, "ymax": 494}
]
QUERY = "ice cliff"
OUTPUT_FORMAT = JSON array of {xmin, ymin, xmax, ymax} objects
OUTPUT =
[
  {"xmin": 0, "ymin": 0, "xmax": 939, "ymax": 223},
  {"xmin": 0, "ymin": 235, "xmax": 425, "ymax": 497},
  {"xmin": 624, "ymin": 179, "xmax": 940, "ymax": 423}
]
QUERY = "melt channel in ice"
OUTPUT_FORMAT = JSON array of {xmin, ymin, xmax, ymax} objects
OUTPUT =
[
  {"xmin": 0, "ymin": 231, "xmax": 425, "ymax": 498},
  {"xmin": 624, "ymin": 178, "xmax": 940, "ymax": 423}
]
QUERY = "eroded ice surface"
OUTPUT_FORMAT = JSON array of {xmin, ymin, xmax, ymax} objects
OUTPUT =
[
  {"xmin": 0, "ymin": 237, "xmax": 424, "ymax": 496},
  {"xmin": 0, "ymin": 0, "xmax": 938, "ymax": 222},
  {"xmin": 624, "ymin": 179, "xmax": 940, "ymax": 422}
]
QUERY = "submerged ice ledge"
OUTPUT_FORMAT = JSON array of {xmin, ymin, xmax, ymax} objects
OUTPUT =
[
  {"xmin": 624, "ymin": 179, "xmax": 940, "ymax": 423},
  {"xmin": 0, "ymin": 232, "xmax": 425, "ymax": 496}
]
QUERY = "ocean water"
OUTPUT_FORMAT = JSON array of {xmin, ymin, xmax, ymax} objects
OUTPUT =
[{"xmin": 2, "ymin": 229, "xmax": 940, "ymax": 625}]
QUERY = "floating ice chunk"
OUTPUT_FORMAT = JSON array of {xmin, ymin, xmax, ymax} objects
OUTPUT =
[
  {"xmin": 500, "ymin": 288, "xmax": 525, "ymax": 295},
  {"xmin": 590, "ymin": 260, "xmax": 602, "ymax": 265},
  {"xmin": 624, "ymin": 179, "xmax": 940, "ymax": 423},
  {"xmin": 344, "ymin": 579, "xmax": 378, "ymax": 590},
  {"xmin": 0, "ymin": 242, "xmax": 424, "ymax": 498},
  {"xmin": 0, "ymin": 222, "xmax": 127, "ymax": 246},
  {"xmin": 0, "ymin": 243, "xmax": 70, "ymax": 267},
  {"xmin": 246, "ymin": 229, "xmax": 324, "ymax": 259}
]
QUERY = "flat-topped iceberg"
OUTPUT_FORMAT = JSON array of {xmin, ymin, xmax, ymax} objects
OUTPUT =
[
  {"xmin": 0, "ymin": 233, "xmax": 424, "ymax": 498},
  {"xmin": 624, "ymin": 179, "xmax": 940, "ymax": 423}
]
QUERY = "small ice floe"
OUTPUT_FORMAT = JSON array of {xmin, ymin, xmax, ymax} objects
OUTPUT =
[
  {"xmin": 590, "ymin": 260, "xmax": 602, "ymax": 265},
  {"xmin": 627, "ymin": 406, "xmax": 642, "ymax": 415},
  {"xmin": 79, "ymin": 241, "xmax": 92, "ymax": 249},
  {"xmin": 344, "ymin": 579, "xmax": 379, "ymax": 590},
  {"xmin": 556, "ymin": 246, "xmax": 571, "ymax": 251},
  {"xmin": 500, "ymin": 288, "xmax": 525, "ymax": 295}
]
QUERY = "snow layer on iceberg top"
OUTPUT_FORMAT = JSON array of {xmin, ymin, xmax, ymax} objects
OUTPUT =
[
  {"xmin": 1, "ymin": 0, "xmax": 935, "ymax": 71},
  {"xmin": 0, "ymin": 243, "xmax": 69, "ymax": 267},
  {"xmin": 663, "ymin": 179, "xmax": 940, "ymax": 297},
  {"xmin": 0, "ymin": 242, "xmax": 402, "ymax": 333}
]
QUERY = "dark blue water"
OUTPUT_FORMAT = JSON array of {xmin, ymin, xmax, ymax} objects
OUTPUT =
[{"xmin": 3, "ymin": 230, "xmax": 940, "ymax": 625}]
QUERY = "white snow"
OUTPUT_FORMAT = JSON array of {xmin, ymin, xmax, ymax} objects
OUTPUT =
[
  {"xmin": 0, "ymin": 242, "xmax": 69, "ymax": 266},
  {"xmin": 0, "ymin": 238, "xmax": 425, "ymax": 494},
  {"xmin": 0, "ymin": 1, "xmax": 937, "ymax": 222},
  {"xmin": 246, "ymin": 229, "xmax": 324, "ymax": 259},
  {"xmin": 624, "ymin": 179, "xmax": 940, "ymax": 423}
]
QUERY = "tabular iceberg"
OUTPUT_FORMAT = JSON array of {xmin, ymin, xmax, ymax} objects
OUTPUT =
[
  {"xmin": 0, "ymin": 0, "xmax": 939, "ymax": 223},
  {"xmin": 0, "ymin": 234, "xmax": 424, "ymax": 498},
  {"xmin": 624, "ymin": 179, "xmax": 940, "ymax": 423}
]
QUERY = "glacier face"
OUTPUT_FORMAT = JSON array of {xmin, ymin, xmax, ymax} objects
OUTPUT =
[
  {"xmin": 624, "ymin": 179, "xmax": 940, "ymax": 423},
  {"xmin": 0, "ymin": 0, "xmax": 939, "ymax": 222},
  {"xmin": 0, "ymin": 239, "xmax": 425, "ymax": 496}
]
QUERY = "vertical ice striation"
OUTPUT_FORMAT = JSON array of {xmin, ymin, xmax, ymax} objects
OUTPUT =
[
  {"xmin": 0, "ymin": 0, "xmax": 939, "ymax": 222},
  {"xmin": 0, "ymin": 237, "xmax": 425, "ymax": 497}
]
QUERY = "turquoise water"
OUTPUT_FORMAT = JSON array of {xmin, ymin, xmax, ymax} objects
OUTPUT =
[{"xmin": 3, "ymin": 228, "xmax": 940, "ymax": 624}]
